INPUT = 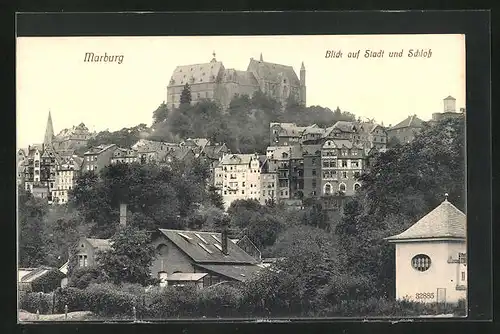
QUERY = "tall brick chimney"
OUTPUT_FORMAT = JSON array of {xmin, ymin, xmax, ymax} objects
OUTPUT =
[{"xmin": 119, "ymin": 203, "xmax": 127, "ymax": 227}]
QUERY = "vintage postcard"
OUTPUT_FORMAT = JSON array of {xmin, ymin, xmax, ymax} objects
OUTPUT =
[{"xmin": 17, "ymin": 32, "xmax": 468, "ymax": 321}]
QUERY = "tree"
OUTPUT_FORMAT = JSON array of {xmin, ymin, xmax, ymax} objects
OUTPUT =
[
  {"xmin": 98, "ymin": 225, "xmax": 156, "ymax": 286},
  {"xmin": 152, "ymin": 102, "xmax": 169, "ymax": 124},
  {"xmin": 387, "ymin": 135, "xmax": 402, "ymax": 148},
  {"xmin": 336, "ymin": 117, "xmax": 465, "ymax": 297},
  {"xmin": 18, "ymin": 187, "xmax": 48, "ymax": 267},
  {"xmin": 180, "ymin": 83, "xmax": 192, "ymax": 105}
]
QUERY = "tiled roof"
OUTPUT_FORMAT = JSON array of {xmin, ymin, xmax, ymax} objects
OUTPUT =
[
  {"xmin": 385, "ymin": 199, "xmax": 466, "ymax": 242},
  {"xmin": 158, "ymin": 229, "xmax": 258, "ymax": 265},
  {"xmin": 86, "ymin": 238, "xmax": 113, "ymax": 251},
  {"xmin": 390, "ymin": 115, "xmax": 425, "ymax": 130},
  {"xmin": 220, "ymin": 153, "xmax": 259, "ymax": 165},
  {"xmin": 268, "ymin": 146, "xmax": 303, "ymax": 160},
  {"xmin": 302, "ymin": 144, "xmax": 322, "ymax": 156},
  {"xmin": 169, "ymin": 61, "xmax": 224, "ymax": 87},
  {"xmin": 247, "ymin": 59, "xmax": 300, "ymax": 87},
  {"xmin": 332, "ymin": 121, "xmax": 356, "ymax": 133},
  {"xmin": 19, "ymin": 266, "xmax": 64, "ymax": 283},
  {"xmin": 444, "ymin": 95, "xmax": 456, "ymax": 100},
  {"xmin": 194, "ymin": 263, "xmax": 262, "ymax": 282},
  {"xmin": 224, "ymin": 69, "xmax": 259, "ymax": 86},
  {"xmin": 84, "ymin": 144, "xmax": 116, "ymax": 155}
]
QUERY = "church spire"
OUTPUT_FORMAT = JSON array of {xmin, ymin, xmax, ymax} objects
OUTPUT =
[
  {"xmin": 44, "ymin": 110, "xmax": 54, "ymax": 145},
  {"xmin": 211, "ymin": 51, "xmax": 217, "ymax": 63},
  {"xmin": 301, "ymin": 61, "xmax": 305, "ymax": 70},
  {"xmin": 260, "ymin": 53, "xmax": 263, "ymax": 61}
]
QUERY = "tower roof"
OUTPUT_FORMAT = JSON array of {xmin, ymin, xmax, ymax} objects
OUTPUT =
[
  {"xmin": 301, "ymin": 61, "xmax": 305, "ymax": 70},
  {"xmin": 444, "ymin": 95, "xmax": 456, "ymax": 100},
  {"xmin": 385, "ymin": 197, "xmax": 466, "ymax": 242},
  {"xmin": 43, "ymin": 111, "xmax": 54, "ymax": 145}
]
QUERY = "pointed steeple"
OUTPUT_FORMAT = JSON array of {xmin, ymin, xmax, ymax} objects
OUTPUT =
[
  {"xmin": 260, "ymin": 53, "xmax": 263, "ymax": 61},
  {"xmin": 301, "ymin": 61, "xmax": 305, "ymax": 70},
  {"xmin": 44, "ymin": 110, "xmax": 54, "ymax": 145}
]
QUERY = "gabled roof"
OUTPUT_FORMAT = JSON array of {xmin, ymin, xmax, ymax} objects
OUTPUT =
[
  {"xmin": 158, "ymin": 229, "xmax": 258, "ymax": 265},
  {"xmin": 390, "ymin": 115, "xmax": 425, "ymax": 130},
  {"xmin": 247, "ymin": 59, "xmax": 300, "ymax": 87},
  {"xmin": 224, "ymin": 69, "xmax": 259, "ymax": 86},
  {"xmin": 85, "ymin": 238, "xmax": 113, "ymax": 251},
  {"xmin": 302, "ymin": 144, "xmax": 322, "ymax": 156},
  {"xmin": 19, "ymin": 266, "xmax": 65, "ymax": 283},
  {"xmin": 332, "ymin": 121, "xmax": 356, "ymax": 133},
  {"xmin": 444, "ymin": 95, "xmax": 456, "ymax": 100},
  {"xmin": 385, "ymin": 198, "xmax": 466, "ymax": 242},
  {"xmin": 220, "ymin": 153, "xmax": 259, "ymax": 165},
  {"xmin": 167, "ymin": 273, "xmax": 208, "ymax": 282},
  {"xmin": 84, "ymin": 144, "xmax": 117, "ymax": 155},
  {"xmin": 267, "ymin": 146, "xmax": 303, "ymax": 160}
]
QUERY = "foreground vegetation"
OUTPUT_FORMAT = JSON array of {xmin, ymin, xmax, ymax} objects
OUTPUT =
[{"xmin": 18, "ymin": 90, "xmax": 465, "ymax": 318}]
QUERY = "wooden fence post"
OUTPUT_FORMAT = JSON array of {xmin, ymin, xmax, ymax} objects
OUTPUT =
[
  {"xmin": 64, "ymin": 304, "xmax": 68, "ymax": 320},
  {"xmin": 133, "ymin": 306, "xmax": 137, "ymax": 321}
]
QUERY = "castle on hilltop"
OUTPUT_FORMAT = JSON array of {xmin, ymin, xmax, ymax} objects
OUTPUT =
[{"xmin": 166, "ymin": 53, "xmax": 306, "ymax": 109}]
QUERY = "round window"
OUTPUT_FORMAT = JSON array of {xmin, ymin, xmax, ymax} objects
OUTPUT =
[
  {"xmin": 411, "ymin": 254, "xmax": 431, "ymax": 272},
  {"xmin": 157, "ymin": 244, "xmax": 169, "ymax": 256}
]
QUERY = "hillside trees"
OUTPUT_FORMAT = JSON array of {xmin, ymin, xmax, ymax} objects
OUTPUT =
[
  {"xmin": 70, "ymin": 159, "xmax": 213, "ymax": 238},
  {"xmin": 18, "ymin": 187, "xmax": 49, "ymax": 267},
  {"xmin": 335, "ymin": 117, "xmax": 466, "ymax": 297},
  {"xmin": 86, "ymin": 124, "xmax": 150, "ymax": 149}
]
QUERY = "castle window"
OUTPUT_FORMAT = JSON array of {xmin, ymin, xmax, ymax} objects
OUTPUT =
[
  {"xmin": 411, "ymin": 254, "xmax": 431, "ymax": 272},
  {"xmin": 339, "ymin": 183, "xmax": 346, "ymax": 192}
]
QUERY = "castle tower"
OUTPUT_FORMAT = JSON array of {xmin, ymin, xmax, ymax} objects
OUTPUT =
[
  {"xmin": 300, "ymin": 61, "xmax": 306, "ymax": 106},
  {"xmin": 443, "ymin": 95, "xmax": 456, "ymax": 113},
  {"xmin": 44, "ymin": 110, "xmax": 54, "ymax": 146}
]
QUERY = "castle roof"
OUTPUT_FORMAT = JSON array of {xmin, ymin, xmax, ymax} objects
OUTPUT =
[
  {"xmin": 169, "ymin": 61, "xmax": 224, "ymax": 87},
  {"xmin": 224, "ymin": 69, "xmax": 259, "ymax": 86},
  {"xmin": 385, "ymin": 198, "xmax": 466, "ymax": 242},
  {"xmin": 444, "ymin": 95, "xmax": 456, "ymax": 100},
  {"xmin": 247, "ymin": 59, "xmax": 300, "ymax": 87}
]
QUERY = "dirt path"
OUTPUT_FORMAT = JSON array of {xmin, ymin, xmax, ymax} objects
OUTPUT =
[{"xmin": 19, "ymin": 310, "xmax": 94, "ymax": 321}]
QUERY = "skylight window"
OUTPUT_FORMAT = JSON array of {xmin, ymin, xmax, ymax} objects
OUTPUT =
[
  {"xmin": 178, "ymin": 232, "xmax": 193, "ymax": 241},
  {"xmin": 198, "ymin": 243, "xmax": 213, "ymax": 254},
  {"xmin": 195, "ymin": 233, "xmax": 208, "ymax": 244},
  {"xmin": 214, "ymin": 243, "xmax": 222, "ymax": 251},
  {"xmin": 211, "ymin": 235, "xmax": 221, "ymax": 243}
]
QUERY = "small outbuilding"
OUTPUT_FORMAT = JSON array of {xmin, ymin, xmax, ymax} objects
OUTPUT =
[{"xmin": 385, "ymin": 195, "xmax": 467, "ymax": 304}]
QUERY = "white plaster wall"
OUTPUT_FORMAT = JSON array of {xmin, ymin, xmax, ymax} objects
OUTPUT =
[{"xmin": 395, "ymin": 240, "xmax": 466, "ymax": 304}]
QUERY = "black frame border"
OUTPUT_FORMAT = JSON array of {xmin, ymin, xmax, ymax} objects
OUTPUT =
[{"xmin": 8, "ymin": 10, "xmax": 493, "ymax": 334}]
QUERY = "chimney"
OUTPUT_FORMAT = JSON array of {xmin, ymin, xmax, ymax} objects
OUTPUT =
[
  {"xmin": 221, "ymin": 228, "xmax": 229, "ymax": 255},
  {"xmin": 119, "ymin": 203, "xmax": 127, "ymax": 227}
]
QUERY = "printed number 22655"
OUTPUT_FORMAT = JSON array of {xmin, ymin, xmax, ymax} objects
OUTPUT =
[{"xmin": 415, "ymin": 292, "xmax": 435, "ymax": 299}]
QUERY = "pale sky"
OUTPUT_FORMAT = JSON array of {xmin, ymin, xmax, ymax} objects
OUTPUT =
[{"xmin": 16, "ymin": 34, "xmax": 465, "ymax": 149}]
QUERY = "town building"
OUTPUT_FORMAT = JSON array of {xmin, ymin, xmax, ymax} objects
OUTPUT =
[
  {"xmin": 217, "ymin": 153, "xmax": 262, "ymax": 210},
  {"xmin": 385, "ymin": 195, "xmax": 467, "ymax": 304},
  {"xmin": 74, "ymin": 237, "xmax": 113, "ymax": 268},
  {"xmin": 302, "ymin": 144, "xmax": 322, "ymax": 198},
  {"xmin": 53, "ymin": 122, "xmax": 93, "ymax": 155},
  {"xmin": 386, "ymin": 115, "xmax": 425, "ymax": 145},
  {"xmin": 167, "ymin": 53, "xmax": 306, "ymax": 109},
  {"xmin": 150, "ymin": 228, "xmax": 262, "ymax": 288},
  {"xmin": 81, "ymin": 144, "xmax": 118, "ymax": 173},
  {"xmin": 320, "ymin": 139, "xmax": 365, "ymax": 196},
  {"xmin": 259, "ymin": 155, "xmax": 277, "ymax": 206},
  {"xmin": 52, "ymin": 155, "xmax": 83, "ymax": 205},
  {"xmin": 111, "ymin": 148, "xmax": 139, "ymax": 164},
  {"xmin": 22, "ymin": 144, "xmax": 61, "ymax": 202},
  {"xmin": 266, "ymin": 145, "xmax": 303, "ymax": 202}
]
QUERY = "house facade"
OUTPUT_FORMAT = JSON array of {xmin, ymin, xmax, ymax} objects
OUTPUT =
[
  {"xmin": 385, "ymin": 196, "xmax": 467, "ymax": 304},
  {"xmin": 387, "ymin": 115, "xmax": 425, "ymax": 144},
  {"xmin": 218, "ymin": 153, "xmax": 262, "ymax": 210},
  {"xmin": 81, "ymin": 144, "xmax": 118, "ymax": 173},
  {"xmin": 74, "ymin": 238, "xmax": 113, "ymax": 269},
  {"xmin": 52, "ymin": 155, "xmax": 83, "ymax": 204}
]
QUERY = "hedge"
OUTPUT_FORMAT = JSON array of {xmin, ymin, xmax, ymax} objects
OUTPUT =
[{"xmin": 20, "ymin": 292, "xmax": 53, "ymax": 314}]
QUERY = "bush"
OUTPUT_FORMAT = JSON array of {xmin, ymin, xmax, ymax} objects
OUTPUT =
[
  {"xmin": 146, "ymin": 286, "xmax": 197, "ymax": 319},
  {"xmin": 68, "ymin": 267, "xmax": 109, "ymax": 290},
  {"xmin": 53, "ymin": 287, "xmax": 89, "ymax": 313},
  {"xmin": 85, "ymin": 283, "xmax": 140, "ymax": 317},
  {"xmin": 20, "ymin": 292, "xmax": 52, "ymax": 314},
  {"xmin": 197, "ymin": 284, "xmax": 243, "ymax": 318}
]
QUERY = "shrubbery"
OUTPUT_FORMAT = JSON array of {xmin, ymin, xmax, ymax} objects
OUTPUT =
[
  {"xmin": 68, "ymin": 267, "xmax": 109, "ymax": 290},
  {"xmin": 20, "ymin": 292, "xmax": 52, "ymax": 314}
]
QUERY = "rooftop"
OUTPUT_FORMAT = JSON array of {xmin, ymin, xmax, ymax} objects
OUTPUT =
[{"xmin": 385, "ymin": 197, "xmax": 466, "ymax": 242}]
